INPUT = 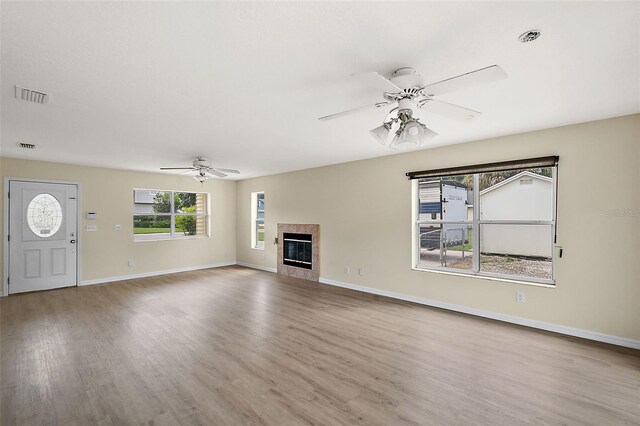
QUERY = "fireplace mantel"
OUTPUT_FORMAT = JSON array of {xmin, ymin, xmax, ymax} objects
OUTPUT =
[{"xmin": 277, "ymin": 224, "xmax": 319, "ymax": 282}]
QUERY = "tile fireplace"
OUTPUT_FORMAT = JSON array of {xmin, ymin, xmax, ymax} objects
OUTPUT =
[{"xmin": 277, "ymin": 223, "xmax": 319, "ymax": 281}]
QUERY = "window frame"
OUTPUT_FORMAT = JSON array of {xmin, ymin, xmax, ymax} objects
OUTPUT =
[
  {"xmin": 133, "ymin": 188, "xmax": 210, "ymax": 242},
  {"xmin": 250, "ymin": 191, "xmax": 265, "ymax": 250},
  {"xmin": 413, "ymin": 168, "xmax": 557, "ymax": 286}
]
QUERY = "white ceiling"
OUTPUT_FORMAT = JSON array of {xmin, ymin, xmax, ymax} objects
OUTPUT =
[{"xmin": 1, "ymin": 1, "xmax": 638, "ymax": 179}]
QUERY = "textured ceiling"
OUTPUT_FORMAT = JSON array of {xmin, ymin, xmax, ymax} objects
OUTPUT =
[{"xmin": 1, "ymin": 1, "xmax": 638, "ymax": 179}]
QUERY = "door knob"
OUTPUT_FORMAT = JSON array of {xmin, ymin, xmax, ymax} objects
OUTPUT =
[{"xmin": 70, "ymin": 239, "xmax": 76, "ymax": 244}]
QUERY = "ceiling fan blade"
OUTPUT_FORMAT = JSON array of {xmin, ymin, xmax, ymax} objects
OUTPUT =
[
  {"xmin": 160, "ymin": 167, "xmax": 196, "ymax": 170},
  {"xmin": 208, "ymin": 170, "xmax": 227, "ymax": 178},
  {"xmin": 353, "ymin": 71, "xmax": 402, "ymax": 93},
  {"xmin": 318, "ymin": 101, "xmax": 393, "ymax": 121},
  {"xmin": 214, "ymin": 168, "xmax": 240, "ymax": 174},
  {"xmin": 419, "ymin": 99, "xmax": 481, "ymax": 121},
  {"xmin": 422, "ymin": 65, "xmax": 507, "ymax": 96}
]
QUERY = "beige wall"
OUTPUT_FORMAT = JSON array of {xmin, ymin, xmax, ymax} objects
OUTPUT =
[
  {"xmin": 1, "ymin": 115, "xmax": 638, "ymax": 341},
  {"xmin": 236, "ymin": 114, "xmax": 640, "ymax": 341},
  {"xmin": 0, "ymin": 158, "xmax": 237, "ymax": 286}
]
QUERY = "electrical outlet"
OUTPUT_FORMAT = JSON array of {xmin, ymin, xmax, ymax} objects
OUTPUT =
[
  {"xmin": 344, "ymin": 266, "xmax": 350, "ymax": 275},
  {"xmin": 114, "ymin": 224, "xmax": 121, "ymax": 231},
  {"xmin": 86, "ymin": 225, "xmax": 97, "ymax": 232},
  {"xmin": 128, "ymin": 260, "xmax": 134, "ymax": 267},
  {"xmin": 358, "ymin": 267, "xmax": 364, "ymax": 276},
  {"xmin": 516, "ymin": 292, "xmax": 525, "ymax": 303}
]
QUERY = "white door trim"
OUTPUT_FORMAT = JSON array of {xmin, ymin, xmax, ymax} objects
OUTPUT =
[{"xmin": 3, "ymin": 177, "xmax": 82, "ymax": 297}]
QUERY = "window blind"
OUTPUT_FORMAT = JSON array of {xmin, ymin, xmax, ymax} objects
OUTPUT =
[{"xmin": 406, "ymin": 156, "xmax": 558, "ymax": 180}]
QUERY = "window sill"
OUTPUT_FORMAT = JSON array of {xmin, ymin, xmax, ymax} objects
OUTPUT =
[
  {"xmin": 412, "ymin": 266, "xmax": 556, "ymax": 288},
  {"xmin": 133, "ymin": 236, "xmax": 210, "ymax": 243}
]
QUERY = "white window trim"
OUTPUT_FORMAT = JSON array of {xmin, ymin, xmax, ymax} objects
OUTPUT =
[
  {"xmin": 133, "ymin": 188, "xmax": 210, "ymax": 242},
  {"xmin": 412, "ymin": 168, "xmax": 557, "ymax": 286}
]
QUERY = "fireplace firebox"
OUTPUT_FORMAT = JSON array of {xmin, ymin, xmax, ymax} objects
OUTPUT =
[{"xmin": 283, "ymin": 232, "xmax": 312, "ymax": 270}]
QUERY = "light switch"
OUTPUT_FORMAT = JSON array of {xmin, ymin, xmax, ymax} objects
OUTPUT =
[{"xmin": 86, "ymin": 225, "xmax": 97, "ymax": 232}]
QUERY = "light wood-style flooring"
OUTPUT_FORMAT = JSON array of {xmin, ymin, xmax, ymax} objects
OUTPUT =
[{"xmin": 1, "ymin": 266, "xmax": 639, "ymax": 425}]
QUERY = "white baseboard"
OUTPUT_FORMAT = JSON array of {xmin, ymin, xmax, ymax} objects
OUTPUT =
[
  {"xmin": 80, "ymin": 262, "xmax": 237, "ymax": 286},
  {"xmin": 317, "ymin": 277, "xmax": 640, "ymax": 350},
  {"xmin": 236, "ymin": 261, "xmax": 277, "ymax": 273}
]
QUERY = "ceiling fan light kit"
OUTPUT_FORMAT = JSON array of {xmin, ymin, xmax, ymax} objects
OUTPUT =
[
  {"xmin": 194, "ymin": 171, "xmax": 211, "ymax": 183},
  {"xmin": 389, "ymin": 109, "xmax": 438, "ymax": 150},
  {"xmin": 370, "ymin": 122, "xmax": 392, "ymax": 145},
  {"xmin": 320, "ymin": 65, "xmax": 508, "ymax": 150},
  {"xmin": 373, "ymin": 107, "xmax": 438, "ymax": 150}
]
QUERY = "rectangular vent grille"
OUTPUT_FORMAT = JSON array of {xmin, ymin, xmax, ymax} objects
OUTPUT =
[
  {"xmin": 14, "ymin": 85, "xmax": 48, "ymax": 104},
  {"xmin": 18, "ymin": 143, "xmax": 36, "ymax": 149}
]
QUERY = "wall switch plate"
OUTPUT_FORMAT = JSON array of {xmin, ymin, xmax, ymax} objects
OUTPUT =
[
  {"xmin": 344, "ymin": 266, "xmax": 350, "ymax": 274},
  {"xmin": 86, "ymin": 225, "xmax": 97, "ymax": 232},
  {"xmin": 114, "ymin": 224, "xmax": 121, "ymax": 231},
  {"xmin": 128, "ymin": 260, "xmax": 134, "ymax": 267},
  {"xmin": 516, "ymin": 292, "xmax": 525, "ymax": 303},
  {"xmin": 358, "ymin": 267, "xmax": 364, "ymax": 276}
]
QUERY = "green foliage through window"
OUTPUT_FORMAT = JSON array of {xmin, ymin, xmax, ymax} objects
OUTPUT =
[
  {"xmin": 134, "ymin": 190, "xmax": 208, "ymax": 240},
  {"xmin": 176, "ymin": 206, "xmax": 197, "ymax": 236}
]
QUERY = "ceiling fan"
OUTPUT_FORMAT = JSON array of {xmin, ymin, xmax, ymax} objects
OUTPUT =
[
  {"xmin": 160, "ymin": 156, "xmax": 240, "ymax": 182},
  {"xmin": 318, "ymin": 65, "xmax": 507, "ymax": 149}
]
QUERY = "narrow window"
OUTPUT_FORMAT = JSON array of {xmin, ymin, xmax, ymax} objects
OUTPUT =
[{"xmin": 251, "ymin": 192, "xmax": 265, "ymax": 249}]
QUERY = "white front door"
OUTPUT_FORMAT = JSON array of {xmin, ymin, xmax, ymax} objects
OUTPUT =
[{"xmin": 8, "ymin": 181, "xmax": 78, "ymax": 294}]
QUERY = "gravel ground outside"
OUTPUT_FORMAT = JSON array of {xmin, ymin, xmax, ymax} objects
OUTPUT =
[
  {"xmin": 420, "ymin": 250, "xmax": 552, "ymax": 280},
  {"xmin": 479, "ymin": 255, "xmax": 552, "ymax": 280}
]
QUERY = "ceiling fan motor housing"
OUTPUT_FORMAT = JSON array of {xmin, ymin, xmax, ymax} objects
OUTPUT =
[
  {"xmin": 390, "ymin": 67, "xmax": 425, "ymax": 90},
  {"xmin": 193, "ymin": 157, "xmax": 212, "ymax": 168}
]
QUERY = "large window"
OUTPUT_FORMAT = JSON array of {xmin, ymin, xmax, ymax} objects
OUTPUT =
[
  {"xmin": 251, "ymin": 192, "xmax": 265, "ymax": 249},
  {"xmin": 133, "ymin": 189, "xmax": 208, "ymax": 241},
  {"xmin": 411, "ymin": 157, "xmax": 557, "ymax": 285}
]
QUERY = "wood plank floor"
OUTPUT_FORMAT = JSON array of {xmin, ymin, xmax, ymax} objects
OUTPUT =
[{"xmin": 1, "ymin": 266, "xmax": 639, "ymax": 425}]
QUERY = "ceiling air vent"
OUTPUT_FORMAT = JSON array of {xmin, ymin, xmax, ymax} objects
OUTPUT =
[
  {"xmin": 519, "ymin": 30, "xmax": 541, "ymax": 43},
  {"xmin": 14, "ymin": 85, "xmax": 49, "ymax": 104},
  {"xmin": 18, "ymin": 142, "xmax": 36, "ymax": 149}
]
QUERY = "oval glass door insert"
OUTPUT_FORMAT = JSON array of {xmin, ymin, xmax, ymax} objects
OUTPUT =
[{"xmin": 27, "ymin": 193, "xmax": 63, "ymax": 237}]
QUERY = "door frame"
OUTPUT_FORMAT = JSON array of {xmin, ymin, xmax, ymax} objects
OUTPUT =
[{"xmin": 3, "ymin": 177, "xmax": 82, "ymax": 297}]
